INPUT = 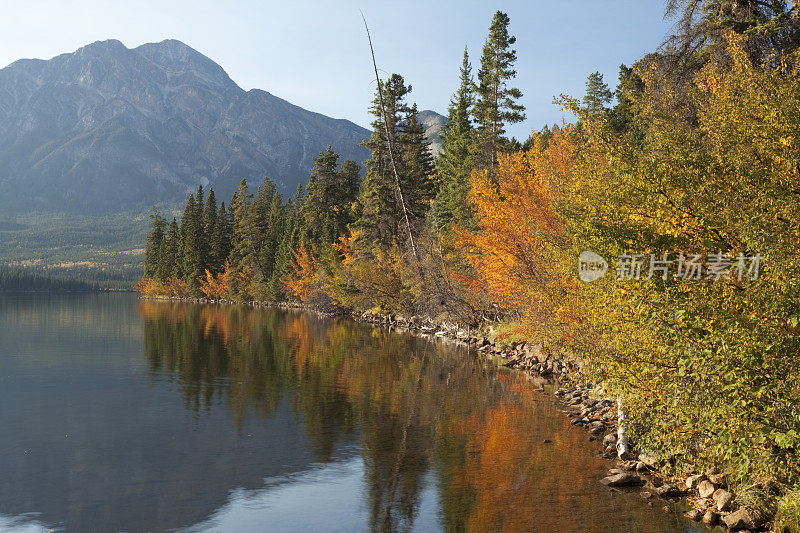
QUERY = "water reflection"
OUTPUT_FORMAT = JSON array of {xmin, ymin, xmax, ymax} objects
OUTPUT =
[
  {"xmin": 0, "ymin": 294, "xmax": 699, "ymax": 532},
  {"xmin": 138, "ymin": 300, "xmax": 696, "ymax": 533}
]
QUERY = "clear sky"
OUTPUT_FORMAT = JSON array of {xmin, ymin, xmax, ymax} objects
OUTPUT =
[{"xmin": 0, "ymin": 1, "xmax": 674, "ymax": 140}]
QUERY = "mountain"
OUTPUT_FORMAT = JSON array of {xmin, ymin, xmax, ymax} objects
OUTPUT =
[
  {"xmin": 0, "ymin": 39, "xmax": 371, "ymax": 214},
  {"xmin": 417, "ymin": 110, "xmax": 446, "ymax": 157}
]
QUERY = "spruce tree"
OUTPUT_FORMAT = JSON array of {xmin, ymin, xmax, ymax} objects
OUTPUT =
[
  {"xmin": 229, "ymin": 179, "xmax": 256, "ymax": 295},
  {"xmin": 202, "ymin": 188, "xmax": 218, "ymax": 272},
  {"xmin": 303, "ymin": 146, "xmax": 343, "ymax": 244},
  {"xmin": 358, "ymin": 74, "xmax": 432, "ymax": 248},
  {"xmin": 436, "ymin": 47, "xmax": 477, "ymax": 228},
  {"xmin": 160, "ymin": 217, "xmax": 180, "ymax": 280},
  {"xmin": 259, "ymin": 190, "xmax": 284, "ymax": 284},
  {"xmin": 399, "ymin": 105, "xmax": 436, "ymax": 218},
  {"xmin": 473, "ymin": 11, "xmax": 525, "ymax": 171},
  {"xmin": 181, "ymin": 193, "xmax": 204, "ymax": 293},
  {"xmin": 144, "ymin": 208, "xmax": 166, "ymax": 279},
  {"xmin": 211, "ymin": 202, "xmax": 232, "ymax": 272}
]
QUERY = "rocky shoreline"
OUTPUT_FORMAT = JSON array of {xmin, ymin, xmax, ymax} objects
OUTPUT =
[{"xmin": 141, "ymin": 295, "xmax": 773, "ymax": 532}]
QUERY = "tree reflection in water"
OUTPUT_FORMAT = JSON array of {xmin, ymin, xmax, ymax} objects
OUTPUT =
[{"xmin": 138, "ymin": 301, "xmax": 692, "ymax": 533}]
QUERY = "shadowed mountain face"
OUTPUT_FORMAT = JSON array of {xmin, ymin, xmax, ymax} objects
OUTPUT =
[{"xmin": 0, "ymin": 39, "xmax": 371, "ymax": 213}]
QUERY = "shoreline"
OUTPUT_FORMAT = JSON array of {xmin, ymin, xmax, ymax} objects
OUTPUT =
[{"xmin": 140, "ymin": 294, "xmax": 770, "ymax": 532}]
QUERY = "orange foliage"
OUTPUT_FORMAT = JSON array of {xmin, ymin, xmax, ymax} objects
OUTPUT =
[
  {"xmin": 283, "ymin": 242, "xmax": 319, "ymax": 301},
  {"xmin": 134, "ymin": 276, "xmax": 188, "ymax": 297},
  {"xmin": 460, "ymin": 128, "xmax": 584, "ymax": 342},
  {"xmin": 200, "ymin": 261, "xmax": 233, "ymax": 299}
]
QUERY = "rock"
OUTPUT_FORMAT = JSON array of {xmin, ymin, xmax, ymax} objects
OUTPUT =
[
  {"xmin": 603, "ymin": 433, "xmax": 617, "ymax": 446},
  {"xmin": 685, "ymin": 474, "xmax": 706, "ymax": 490},
  {"xmin": 600, "ymin": 473, "xmax": 643, "ymax": 487},
  {"xmin": 635, "ymin": 462, "xmax": 649, "ymax": 474},
  {"xmin": 698, "ymin": 479, "xmax": 717, "ymax": 498},
  {"xmin": 590, "ymin": 425, "xmax": 606, "ymax": 436},
  {"xmin": 640, "ymin": 491, "xmax": 653, "ymax": 499},
  {"xmin": 722, "ymin": 507, "xmax": 767, "ymax": 531},
  {"xmin": 684, "ymin": 509, "xmax": 702, "ymax": 521},
  {"xmin": 712, "ymin": 488, "xmax": 734, "ymax": 512},
  {"xmin": 702, "ymin": 510, "xmax": 718, "ymax": 526},
  {"xmin": 708, "ymin": 473, "xmax": 728, "ymax": 486},
  {"xmin": 662, "ymin": 505, "xmax": 671, "ymax": 513},
  {"xmin": 638, "ymin": 453, "xmax": 659, "ymax": 468},
  {"xmin": 655, "ymin": 484, "xmax": 681, "ymax": 498}
]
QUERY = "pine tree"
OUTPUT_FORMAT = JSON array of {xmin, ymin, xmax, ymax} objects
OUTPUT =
[
  {"xmin": 583, "ymin": 71, "xmax": 613, "ymax": 115},
  {"xmin": 436, "ymin": 47, "xmax": 477, "ymax": 228},
  {"xmin": 144, "ymin": 208, "xmax": 166, "ymax": 279},
  {"xmin": 473, "ymin": 11, "xmax": 525, "ymax": 172}
]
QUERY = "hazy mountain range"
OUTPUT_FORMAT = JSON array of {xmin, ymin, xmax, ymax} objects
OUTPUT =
[{"xmin": 0, "ymin": 38, "xmax": 445, "ymax": 215}]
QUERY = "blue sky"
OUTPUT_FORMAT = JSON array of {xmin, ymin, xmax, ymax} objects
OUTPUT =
[{"xmin": 0, "ymin": 1, "xmax": 674, "ymax": 140}]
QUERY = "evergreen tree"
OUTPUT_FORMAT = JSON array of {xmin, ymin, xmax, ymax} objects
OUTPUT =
[
  {"xmin": 436, "ymin": 47, "xmax": 477, "ymax": 228},
  {"xmin": 181, "ymin": 193, "xmax": 204, "ymax": 293},
  {"xmin": 473, "ymin": 11, "xmax": 525, "ymax": 171},
  {"xmin": 270, "ymin": 186, "xmax": 304, "ymax": 299},
  {"xmin": 358, "ymin": 74, "xmax": 433, "ymax": 248},
  {"xmin": 144, "ymin": 208, "xmax": 166, "ymax": 279},
  {"xmin": 211, "ymin": 202, "xmax": 232, "ymax": 273},
  {"xmin": 229, "ymin": 179, "xmax": 256, "ymax": 295},
  {"xmin": 303, "ymin": 147, "xmax": 361, "ymax": 245},
  {"xmin": 202, "ymin": 188, "xmax": 218, "ymax": 272},
  {"xmin": 399, "ymin": 105, "xmax": 436, "ymax": 218},
  {"xmin": 160, "ymin": 217, "xmax": 180, "ymax": 280},
  {"xmin": 259, "ymin": 190, "xmax": 284, "ymax": 284},
  {"xmin": 583, "ymin": 71, "xmax": 613, "ymax": 115}
]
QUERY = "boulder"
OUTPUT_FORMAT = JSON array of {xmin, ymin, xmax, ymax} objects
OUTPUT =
[
  {"xmin": 600, "ymin": 473, "xmax": 643, "ymax": 487},
  {"xmin": 655, "ymin": 484, "xmax": 681, "ymax": 498},
  {"xmin": 684, "ymin": 509, "xmax": 702, "ymax": 521},
  {"xmin": 712, "ymin": 488, "xmax": 734, "ymax": 512},
  {"xmin": 603, "ymin": 433, "xmax": 618, "ymax": 446},
  {"xmin": 698, "ymin": 479, "xmax": 717, "ymax": 498},
  {"xmin": 685, "ymin": 474, "xmax": 706, "ymax": 490},
  {"xmin": 722, "ymin": 507, "xmax": 767, "ymax": 531},
  {"xmin": 702, "ymin": 510, "xmax": 718, "ymax": 526}
]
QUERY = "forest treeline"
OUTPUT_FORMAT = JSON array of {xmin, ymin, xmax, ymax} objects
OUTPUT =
[
  {"xmin": 139, "ymin": 2, "xmax": 800, "ymax": 523},
  {"xmin": 0, "ymin": 266, "xmax": 121, "ymax": 291}
]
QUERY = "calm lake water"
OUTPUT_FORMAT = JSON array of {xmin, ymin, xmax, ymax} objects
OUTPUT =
[{"xmin": 0, "ymin": 293, "xmax": 700, "ymax": 532}]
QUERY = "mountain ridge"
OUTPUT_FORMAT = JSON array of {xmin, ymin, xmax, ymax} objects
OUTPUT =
[{"xmin": 0, "ymin": 38, "xmax": 372, "ymax": 213}]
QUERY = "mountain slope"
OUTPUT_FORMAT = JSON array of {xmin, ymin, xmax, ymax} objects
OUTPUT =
[{"xmin": 0, "ymin": 39, "xmax": 371, "ymax": 213}]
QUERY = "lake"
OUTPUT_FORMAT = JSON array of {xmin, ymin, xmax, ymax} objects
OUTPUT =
[{"xmin": 0, "ymin": 293, "xmax": 699, "ymax": 532}]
